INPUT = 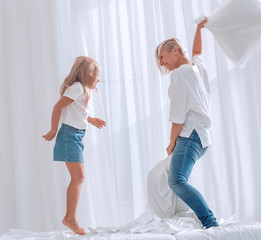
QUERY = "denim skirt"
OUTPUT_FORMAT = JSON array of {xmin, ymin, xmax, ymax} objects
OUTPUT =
[{"xmin": 53, "ymin": 124, "xmax": 85, "ymax": 163}]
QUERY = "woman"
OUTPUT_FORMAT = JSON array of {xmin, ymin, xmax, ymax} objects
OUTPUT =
[{"xmin": 155, "ymin": 18, "xmax": 219, "ymax": 229}]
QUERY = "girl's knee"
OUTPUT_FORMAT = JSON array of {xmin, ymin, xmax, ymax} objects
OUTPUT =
[{"xmin": 71, "ymin": 173, "xmax": 85, "ymax": 184}]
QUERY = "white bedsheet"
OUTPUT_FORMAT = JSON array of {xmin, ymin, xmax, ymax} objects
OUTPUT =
[
  {"xmin": 1, "ymin": 211, "xmax": 261, "ymax": 239},
  {"xmin": 2, "ymin": 156, "xmax": 261, "ymax": 239}
]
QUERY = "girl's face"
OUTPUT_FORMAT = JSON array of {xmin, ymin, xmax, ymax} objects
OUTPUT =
[
  {"xmin": 91, "ymin": 73, "xmax": 100, "ymax": 89},
  {"xmin": 159, "ymin": 47, "xmax": 179, "ymax": 71}
]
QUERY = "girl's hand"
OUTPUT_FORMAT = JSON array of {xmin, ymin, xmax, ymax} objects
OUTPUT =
[
  {"xmin": 42, "ymin": 130, "xmax": 56, "ymax": 141},
  {"xmin": 166, "ymin": 141, "xmax": 176, "ymax": 156},
  {"xmin": 88, "ymin": 117, "xmax": 106, "ymax": 129}
]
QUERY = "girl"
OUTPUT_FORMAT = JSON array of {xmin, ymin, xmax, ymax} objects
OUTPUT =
[
  {"xmin": 155, "ymin": 18, "xmax": 219, "ymax": 228},
  {"xmin": 43, "ymin": 56, "xmax": 106, "ymax": 235}
]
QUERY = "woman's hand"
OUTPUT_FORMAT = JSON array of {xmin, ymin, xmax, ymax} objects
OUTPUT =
[
  {"xmin": 166, "ymin": 140, "xmax": 176, "ymax": 156},
  {"xmin": 88, "ymin": 116, "xmax": 106, "ymax": 129},
  {"xmin": 197, "ymin": 17, "xmax": 208, "ymax": 30},
  {"xmin": 42, "ymin": 129, "xmax": 56, "ymax": 141}
]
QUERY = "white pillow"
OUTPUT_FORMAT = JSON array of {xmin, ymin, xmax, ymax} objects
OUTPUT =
[
  {"xmin": 199, "ymin": 0, "xmax": 261, "ymax": 65},
  {"xmin": 146, "ymin": 155, "xmax": 189, "ymax": 219}
]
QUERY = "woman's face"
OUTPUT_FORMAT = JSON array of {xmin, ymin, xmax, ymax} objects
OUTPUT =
[{"xmin": 159, "ymin": 47, "xmax": 179, "ymax": 71}]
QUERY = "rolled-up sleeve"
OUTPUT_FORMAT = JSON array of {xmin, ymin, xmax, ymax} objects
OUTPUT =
[{"xmin": 192, "ymin": 54, "xmax": 206, "ymax": 71}]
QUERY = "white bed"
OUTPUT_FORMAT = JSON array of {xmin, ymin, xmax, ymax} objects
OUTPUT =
[
  {"xmin": 2, "ymin": 156, "xmax": 261, "ymax": 240},
  {"xmin": 1, "ymin": 212, "xmax": 261, "ymax": 240}
]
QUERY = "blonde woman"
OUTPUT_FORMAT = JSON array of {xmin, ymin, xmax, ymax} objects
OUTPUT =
[
  {"xmin": 155, "ymin": 18, "xmax": 219, "ymax": 229},
  {"xmin": 43, "ymin": 56, "xmax": 106, "ymax": 235}
]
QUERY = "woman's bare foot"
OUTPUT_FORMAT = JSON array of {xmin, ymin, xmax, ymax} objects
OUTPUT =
[{"xmin": 63, "ymin": 216, "xmax": 86, "ymax": 235}]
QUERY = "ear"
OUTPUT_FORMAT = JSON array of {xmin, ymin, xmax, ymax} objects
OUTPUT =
[{"xmin": 172, "ymin": 46, "xmax": 179, "ymax": 54}]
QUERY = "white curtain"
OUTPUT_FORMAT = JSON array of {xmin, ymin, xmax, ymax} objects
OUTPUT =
[{"xmin": 1, "ymin": 0, "xmax": 261, "ymax": 235}]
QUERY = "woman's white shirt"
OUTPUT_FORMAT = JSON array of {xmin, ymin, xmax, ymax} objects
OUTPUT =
[
  {"xmin": 168, "ymin": 55, "xmax": 211, "ymax": 148},
  {"xmin": 60, "ymin": 82, "xmax": 89, "ymax": 130}
]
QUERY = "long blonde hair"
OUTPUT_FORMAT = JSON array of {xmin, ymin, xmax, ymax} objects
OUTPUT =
[
  {"xmin": 60, "ymin": 56, "xmax": 100, "ymax": 106},
  {"xmin": 155, "ymin": 38, "xmax": 187, "ymax": 74}
]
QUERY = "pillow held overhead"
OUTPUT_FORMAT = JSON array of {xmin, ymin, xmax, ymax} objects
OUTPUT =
[{"xmin": 197, "ymin": 0, "xmax": 261, "ymax": 65}]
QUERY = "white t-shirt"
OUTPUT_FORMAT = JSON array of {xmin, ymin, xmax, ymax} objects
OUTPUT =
[
  {"xmin": 168, "ymin": 55, "xmax": 211, "ymax": 148},
  {"xmin": 60, "ymin": 82, "xmax": 89, "ymax": 130}
]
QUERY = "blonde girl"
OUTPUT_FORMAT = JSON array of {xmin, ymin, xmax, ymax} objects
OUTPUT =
[{"xmin": 43, "ymin": 56, "xmax": 106, "ymax": 235}]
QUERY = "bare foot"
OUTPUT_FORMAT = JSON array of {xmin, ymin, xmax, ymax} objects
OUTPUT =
[{"xmin": 63, "ymin": 217, "xmax": 86, "ymax": 235}]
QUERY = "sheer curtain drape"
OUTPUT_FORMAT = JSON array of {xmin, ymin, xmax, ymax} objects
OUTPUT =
[{"xmin": 1, "ymin": 0, "xmax": 261, "ymax": 235}]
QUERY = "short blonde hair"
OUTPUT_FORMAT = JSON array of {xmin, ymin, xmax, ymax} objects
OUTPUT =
[{"xmin": 155, "ymin": 38, "xmax": 187, "ymax": 74}]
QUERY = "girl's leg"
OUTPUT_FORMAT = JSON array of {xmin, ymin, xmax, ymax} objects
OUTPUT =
[
  {"xmin": 168, "ymin": 132, "xmax": 218, "ymax": 228},
  {"xmin": 63, "ymin": 162, "xmax": 86, "ymax": 235}
]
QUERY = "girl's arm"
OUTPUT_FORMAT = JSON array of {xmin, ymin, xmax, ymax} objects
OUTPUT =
[
  {"xmin": 166, "ymin": 122, "xmax": 183, "ymax": 155},
  {"xmin": 192, "ymin": 17, "xmax": 208, "ymax": 57},
  {"xmin": 42, "ymin": 96, "xmax": 74, "ymax": 141}
]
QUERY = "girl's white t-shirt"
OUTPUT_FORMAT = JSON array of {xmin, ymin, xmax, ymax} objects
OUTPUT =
[
  {"xmin": 60, "ymin": 82, "xmax": 89, "ymax": 130},
  {"xmin": 168, "ymin": 55, "xmax": 211, "ymax": 148}
]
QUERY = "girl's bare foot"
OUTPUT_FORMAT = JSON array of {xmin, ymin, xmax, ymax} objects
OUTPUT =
[{"xmin": 63, "ymin": 217, "xmax": 86, "ymax": 235}]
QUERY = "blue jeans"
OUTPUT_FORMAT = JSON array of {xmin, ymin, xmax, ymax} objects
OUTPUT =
[{"xmin": 168, "ymin": 129, "xmax": 218, "ymax": 228}]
